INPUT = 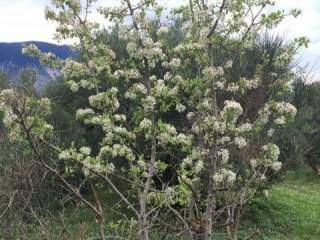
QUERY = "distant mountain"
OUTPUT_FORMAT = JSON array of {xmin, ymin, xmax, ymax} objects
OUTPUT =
[{"xmin": 0, "ymin": 41, "xmax": 73, "ymax": 89}]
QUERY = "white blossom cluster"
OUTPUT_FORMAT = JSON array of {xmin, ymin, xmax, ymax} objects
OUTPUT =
[
  {"xmin": 182, "ymin": 149, "xmax": 209, "ymax": 175},
  {"xmin": 221, "ymin": 100, "xmax": 243, "ymax": 123},
  {"xmin": 114, "ymin": 69, "xmax": 141, "ymax": 81},
  {"xmin": 89, "ymin": 88, "xmax": 119, "ymax": 111},
  {"xmin": 63, "ymin": 59, "xmax": 89, "ymax": 79},
  {"xmin": 176, "ymin": 103, "xmax": 186, "ymax": 113},
  {"xmin": 156, "ymin": 26, "xmax": 169, "ymax": 37},
  {"xmin": 213, "ymin": 169, "xmax": 237, "ymax": 184},
  {"xmin": 250, "ymin": 143, "xmax": 282, "ymax": 172},
  {"xmin": 142, "ymin": 96, "xmax": 157, "ymax": 113},
  {"xmin": 125, "ymin": 83, "xmax": 147, "ymax": 100},
  {"xmin": 76, "ymin": 108, "xmax": 95, "ymax": 122},
  {"xmin": 238, "ymin": 122, "xmax": 253, "ymax": 132},
  {"xmin": 234, "ymin": 137, "xmax": 247, "ymax": 149},
  {"xmin": 272, "ymin": 102, "xmax": 297, "ymax": 125},
  {"xmin": 99, "ymin": 144, "xmax": 135, "ymax": 162},
  {"xmin": 203, "ymin": 66, "xmax": 224, "ymax": 81},
  {"xmin": 59, "ymin": 146, "xmax": 115, "ymax": 175},
  {"xmin": 139, "ymin": 118, "xmax": 153, "ymax": 131},
  {"xmin": 217, "ymin": 149, "xmax": 230, "ymax": 164}
]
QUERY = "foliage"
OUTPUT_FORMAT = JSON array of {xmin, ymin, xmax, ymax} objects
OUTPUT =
[{"xmin": 278, "ymin": 73, "xmax": 320, "ymax": 175}]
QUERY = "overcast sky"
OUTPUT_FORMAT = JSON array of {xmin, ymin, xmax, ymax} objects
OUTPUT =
[{"xmin": 1, "ymin": 0, "xmax": 319, "ymax": 78}]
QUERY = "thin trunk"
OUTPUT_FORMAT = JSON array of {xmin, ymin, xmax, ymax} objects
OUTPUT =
[
  {"xmin": 138, "ymin": 50, "xmax": 155, "ymax": 240},
  {"xmin": 203, "ymin": 45, "xmax": 218, "ymax": 240},
  {"xmin": 231, "ymin": 206, "xmax": 241, "ymax": 240},
  {"xmin": 203, "ymin": 147, "xmax": 217, "ymax": 240},
  {"xmin": 91, "ymin": 182, "xmax": 106, "ymax": 240},
  {"xmin": 139, "ymin": 133, "xmax": 156, "ymax": 240}
]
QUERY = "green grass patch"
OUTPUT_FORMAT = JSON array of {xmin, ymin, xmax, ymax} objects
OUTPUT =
[
  {"xmin": 243, "ymin": 168, "xmax": 320, "ymax": 240},
  {"xmin": 11, "ymin": 168, "xmax": 320, "ymax": 239}
]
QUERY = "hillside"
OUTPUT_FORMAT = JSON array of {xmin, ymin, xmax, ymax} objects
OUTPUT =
[{"xmin": 0, "ymin": 41, "xmax": 72, "ymax": 89}]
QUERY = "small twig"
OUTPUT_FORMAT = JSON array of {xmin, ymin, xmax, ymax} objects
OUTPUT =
[
  {"xmin": 0, "ymin": 190, "xmax": 18, "ymax": 218},
  {"xmin": 244, "ymin": 229, "xmax": 260, "ymax": 240}
]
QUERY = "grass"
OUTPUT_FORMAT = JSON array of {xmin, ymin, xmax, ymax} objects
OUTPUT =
[
  {"xmin": 243, "ymin": 167, "xmax": 320, "ymax": 240},
  {"xmin": 7, "ymin": 167, "xmax": 320, "ymax": 239}
]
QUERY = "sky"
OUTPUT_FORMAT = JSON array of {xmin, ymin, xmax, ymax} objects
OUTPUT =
[{"xmin": 1, "ymin": 0, "xmax": 320, "ymax": 78}]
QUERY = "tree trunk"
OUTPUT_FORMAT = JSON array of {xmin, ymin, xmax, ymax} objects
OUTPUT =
[
  {"xmin": 91, "ymin": 182, "xmax": 106, "ymax": 240},
  {"xmin": 231, "ymin": 206, "xmax": 241, "ymax": 240},
  {"xmin": 203, "ymin": 147, "xmax": 217, "ymax": 240},
  {"xmin": 139, "ymin": 197, "xmax": 149, "ymax": 240}
]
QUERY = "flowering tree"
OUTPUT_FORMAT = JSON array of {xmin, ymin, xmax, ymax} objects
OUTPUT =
[
  {"xmin": 173, "ymin": 2, "xmax": 303, "ymax": 237},
  {"xmin": 0, "ymin": 0, "xmax": 307, "ymax": 239}
]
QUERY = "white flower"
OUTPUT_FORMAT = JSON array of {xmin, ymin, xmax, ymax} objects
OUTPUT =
[
  {"xmin": 80, "ymin": 147, "xmax": 91, "ymax": 156},
  {"xmin": 271, "ymin": 161, "xmax": 282, "ymax": 172},
  {"xmin": 239, "ymin": 123, "xmax": 252, "ymax": 132},
  {"xmin": 137, "ymin": 160, "xmax": 146, "ymax": 168},
  {"xmin": 187, "ymin": 112, "xmax": 195, "ymax": 120},
  {"xmin": 164, "ymin": 72, "xmax": 171, "ymax": 81},
  {"xmin": 194, "ymin": 160, "xmax": 204, "ymax": 174},
  {"xmin": 262, "ymin": 143, "xmax": 280, "ymax": 162},
  {"xmin": 226, "ymin": 83, "xmax": 240, "ymax": 92},
  {"xmin": 133, "ymin": 83, "xmax": 147, "ymax": 94},
  {"xmin": 156, "ymin": 26, "xmax": 169, "ymax": 36},
  {"xmin": 176, "ymin": 133, "xmax": 191, "ymax": 146},
  {"xmin": 250, "ymin": 159, "xmax": 257, "ymax": 168},
  {"xmin": 275, "ymin": 102, "xmax": 297, "ymax": 118},
  {"xmin": 154, "ymin": 80, "xmax": 166, "ymax": 96},
  {"xmin": 114, "ymin": 70, "xmax": 124, "ymax": 79},
  {"xmin": 89, "ymin": 92, "xmax": 119, "ymax": 111},
  {"xmin": 267, "ymin": 129, "xmax": 275, "ymax": 137},
  {"xmin": 215, "ymin": 81, "xmax": 225, "ymax": 89},
  {"xmin": 201, "ymin": 98, "xmax": 212, "ymax": 111},
  {"xmin": 170, "ymin": 85, "xmax": 179, "ymax": 95},
  {"xmin": 169, "ymin": 58, "xmax": 181, "ymax": 68},
  {"xmin": 213, "ymin": 169, "xmax": 236, "ymax": 183},
  {"xmin": 76, "ymin": 108, "xmax": 95, "ymax": 119},
  {"xmin": 114, "ymin": 114, "xmax": 126, "ymax": 122},
  {"xmin": 140, "ymin": 118, "xmax": 153, "ymax": 130},
  {"xmin": 143, "ymin": 37, "xmax": 154, "ymax": 48},
  {"xmin": 176, "ymin": 103, "xmax": 186, "ymax": 113},
  {"xmin": 63, "ymin": 60, "xmax": 88, "ymax": 79},
  {"xmin": 222, "ymin": 100, "xmax": 243, "ymax": 121},
  {"xmin": 274, "ymin": 117, "xmax": 286, "ymax": 125},
  {"xmin": 143, "ymin": 96, "xmax": 156, "ymax": 112},
  {"xmin": 125, "ymin": 83, "xmax": 147, "ymax": 100},
  {"xmin": 218, "ymin": 136, "xmax": 231, "ymax": 144},
  {"xmin": 218, "ymin": 149, "xmax": 229, "ymax": 164},
  {"xmin": 67, "ymin": 80, "xmax": 79, "ymax": 92},
  {"xmin": 0, "ymin": 89, "xmax": 15, "ymax": 99},
  {"xmin": 234, "ymin": 137, "xmax": 247, "ymax": 148},
  {"xmin": 59, "ymin": 150, "xmax": 72, "ymax": 160},
  {"xmin": 182, "ymin": 157, "xmax": 192, "ymax": 166},
  {"xmin": 225, "ymin": 60, "xmax": 233, "ymax": 69},
  {"xmin": 239, "ymin": 78, "xmax": 260, "ymax": 90},
  {"xmin": 203, "ymin": 66, "xmax": 224, "ymax": 80},
  {"xmin": 79, "ymin": 80, "xmax": 95, "ymax": 90},
  {"xmin": 2, "ymin": 108, "xmax": 17, "ymax": 127},
  {"xmin": 126, "ymin": 42, "xmax": 138, "ymax": 57}
]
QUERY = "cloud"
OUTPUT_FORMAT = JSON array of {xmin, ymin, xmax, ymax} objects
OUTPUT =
[
  {"xmin": 273, "ymin": 0, "xmax": 320, "ymax": 78},
  {"xmin": 1, "ymin": 0, "xmax": 319, "ymax": 78},
  {"xmin": 0, "ymin": 1, "xmax": 56, "ymax": 43}
]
